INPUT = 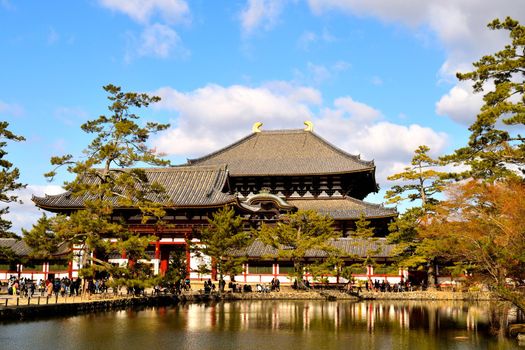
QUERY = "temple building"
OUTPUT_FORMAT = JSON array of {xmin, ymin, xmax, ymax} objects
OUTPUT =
[{"xmin": 30, "ymin": 122, "xmax": 400, "ymax": 284}]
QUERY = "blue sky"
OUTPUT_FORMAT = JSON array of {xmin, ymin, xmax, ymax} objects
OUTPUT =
[{"xmin": 1, "ymin": 0, "xmax": 524, "ymax": 233}]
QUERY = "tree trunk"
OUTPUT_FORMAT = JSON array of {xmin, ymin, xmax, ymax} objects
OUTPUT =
[
  {"xmin": 294, "ymin": 260, "xmax": 306, "ymax": 289},
  {"xmin": 494, "ymin": 285, "xmax": 525, "ymax": 314}
]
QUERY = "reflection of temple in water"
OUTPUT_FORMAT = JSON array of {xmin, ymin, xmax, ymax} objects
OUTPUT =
[{"xmin": 176, "ymin": 301, "xmax": 521, "ymax": 335}]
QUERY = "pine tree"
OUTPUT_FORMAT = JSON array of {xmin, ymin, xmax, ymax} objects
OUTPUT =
[
  {"xmin": 385, "ymin": 146, "xmax": 447, "ymax": 279},
  {"xmin": 351, "ymin": 213, "xmax": 374, "ymax": 239},
  {"xmin": 258, "ymin": 210, "xmax": 340, "ymax": 289},
  {"xmin": 445, "ymin": 17, "xmax": 525, "ymax": 179},
  {"xmin": 30, "ymin": 84, "xmax": 169, "ymax": 282},
  {"xmin": 22, "ymin": 214, "xmax": 59, "ymax": 259},
  {"xmin": 386, "ymin": 145, "xmax": 447, "ymax": 208},
  {"xmin": 0, "ymin": 121, "xmax": 25, "ymax": 237},
  {"xmin": 198, "ymin": 206, "xmax": 251, "ymax": 280}
]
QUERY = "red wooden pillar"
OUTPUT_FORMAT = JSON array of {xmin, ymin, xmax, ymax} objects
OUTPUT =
[
  {"xmin": 155, "ymin": 241, "xmax": 160, "ymax": 260},
  {"xmin": 160, "ymin": 247, "xmax": 169, "ymax": 276},
  {"xmin": 185, "ymin": 243, "xmax": 191, "ymax": 278},
  {"xmin": 68, "ymin": 260, "xmax": 73, "ymax": 279},
  {"xmin": 211, "ymin": 258, "xmax": 217, "ymax": 281}
]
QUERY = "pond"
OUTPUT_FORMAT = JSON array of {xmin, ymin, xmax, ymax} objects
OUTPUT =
[{"xmin": 0, "ymin": 300, "xmax": 521, "ymax": 349}]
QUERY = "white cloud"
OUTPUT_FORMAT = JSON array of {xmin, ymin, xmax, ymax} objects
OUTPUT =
[
  {"xmin": 126, "ymin": 23, "xmax": 189, "ymax": 61},
  {"xmin": 150, "ymin": 82, "xmax": 448, "ymax": 186},
  {"xmin": 0, "ymin": 100, "xmax": 23, "ymax": 117},
  {"xmin": 240, "ymin": 0, "xmax": 288, "ymax": 35},
  {"xmin": 307, "ymin": 1, "xmax": 525, "ymax": 77},
  {"xmin": 297, "ymin": 28, "xmax": 336, "ymax": 50},
  {"xmin": 315, "ymin": 100, "xmax": 448, "ymax": 183},
  {"xmin": 371, "ymin": 76, "xmax": 383, "ymax": 86},
  {"xmin": 99, "ymin": 0, "xmax": 190, "ymax": 24},
  {"xmin": 47, "ymin": 27, "xmax": 59, "ymax": 45},
  {"xmin": 100, "ymin": 0, "xmax": 190, "ymax": 61},
  {"xmin": 297, "ymin": 31, "xmax": 318, "ymax": 50},
  {"xmin": 305, "ymin": 0, "xmax": 525, "ymax": 125},
  {"xmin": 293, "ymin": 61, "xmax": 350, "ymax": 86},
  {"xmin": 53, "ymin": 106, "xmax": 89, "ymax": 126},
  {"xmin": 151, "ymin": 83, "xmax": 316, "ymax": 156},
  {"xmin": 0, "ymin": 0, "xmax": 13, "ymax": 10},
  {"xmin": 435, "ymin": 82, "xmax": 484, "ymax": 125},
  {"xmin": 5, "ymin": 185, "xmax": 63, "ymax": 235},
  {"xmin": 332, "ymin": 97, "xmax": 381, "ymax": 123},
  {"xmin": 138, "ymin": 23, "xmax": 187, "ymax": 59}
]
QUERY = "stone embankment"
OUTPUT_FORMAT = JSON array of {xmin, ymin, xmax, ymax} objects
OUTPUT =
[
  {"xmin": 0, "ymin": 295, "xmax": 176, "ymax": 322},
  {"xmin": 0, "ymin": 290, "xmax": 499, "ymax": 322},
  {"xmin": 182, "ymin": 290, "xmax": 358, "ymax": 302},
  {"xmin": 359, "ymin": 290, "xmax": 495, "ymax": 301},
  {"xmin": 0, "ymin": 290, "xmax": 358, "ymax": 322}
]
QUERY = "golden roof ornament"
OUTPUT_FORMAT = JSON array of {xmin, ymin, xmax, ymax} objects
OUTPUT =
[
  {"xmin": 304, "ymin": 121, "xmax": 314, "ymax": 132},
  {"xmin": 252, "ymin": 121, "xmax": 263, "ymax": 133}
]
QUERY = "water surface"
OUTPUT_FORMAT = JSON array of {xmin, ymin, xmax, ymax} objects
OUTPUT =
[{"xmin": 0, "ymin": 300, "xmax": 520, "ymax": 349}]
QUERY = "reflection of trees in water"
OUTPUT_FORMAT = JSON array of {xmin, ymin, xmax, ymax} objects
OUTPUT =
[
  {"xmin": 183, "ymin": 300, "xmax": 520, "ymax": 336},
  {"xmin": 61, "ymin": 301, "xmax": 521, "ymax": 349}
]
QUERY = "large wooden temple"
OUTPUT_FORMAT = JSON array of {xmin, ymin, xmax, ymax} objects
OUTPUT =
[{"xmin": 31, "ymin": 122, "xmax": 399, "ymax": 283}]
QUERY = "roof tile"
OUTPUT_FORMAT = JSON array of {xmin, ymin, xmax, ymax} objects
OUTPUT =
[
  {"xmin": 234, "ymin": 238, "xmax": 394, "ymax": 259},
  {"xmin": 188, "ymin": 130, "xmax": 375, "ymax": 176},
  {"xmin": 288, "ymin": 197, "xmax": 397, "ymax": 219},
  {"xmin": 32, "ymin": 165, "xmax": 236, "ymax": 210}
]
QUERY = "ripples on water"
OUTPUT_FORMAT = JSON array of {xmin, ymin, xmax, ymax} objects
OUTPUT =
[{"xmin": 0, "ymin": 301, "xmax": 521, "ymax": 349}]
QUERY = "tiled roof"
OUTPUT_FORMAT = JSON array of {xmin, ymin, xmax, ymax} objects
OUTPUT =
[
  {"xmin": 233, "ymin": 238, "xmax": 395, "ymax": 259},
  {"xmin": 0, "ymin": 238, "xmax": 69, "ymax": 257},
  {"xmin": 288, "ymin": 197, "xmax": 397, "ymax": 219},
  {"xmin": 187, "ymin": 130, "xmax": 375, "ymax": 176},
  {"xmin": 32, "ymin": 165, "xmax": 236, "ymax": 210}
]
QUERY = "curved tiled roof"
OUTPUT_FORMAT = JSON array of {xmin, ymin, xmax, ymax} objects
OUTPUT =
[
  {"xmin": 32, "ymin": 165, "xmax": 236, "ymax": 211},
  {"xmin": 234, "ymin": 238, "xmax": 395, "ymax": 259},
  {"xmin": 288, "ymin": 197, "xmax": 397, "ymax": 219},
  {"xmin": 0, "ymin": 238, "xmax": 69, "ymax": 257},
  {"xmin": 187, "ymin": 130, "xmax": 375, "ymax": 176}
]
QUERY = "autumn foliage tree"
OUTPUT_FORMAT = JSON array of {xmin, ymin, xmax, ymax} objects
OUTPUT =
[{"xmin": 420, "ymin": 180, "xmax": 525, "ymax": 312}]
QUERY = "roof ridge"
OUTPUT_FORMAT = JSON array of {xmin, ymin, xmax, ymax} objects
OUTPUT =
[
  {"xmin": 90, "ymin": 164, "xmax": 226, "ymax": 172},
  {"xmin": 187, "ymin": 128, "xmax": 375, "ymax": 168},
  {"xmin": 187, "ymin": 132, "xmax": 257, "ymax": 165},
  {"xmin": 344, "ymin": 196, "xmax": 397, "ymax": 212},
  {"xmin": 308, "ymin": 131, "xmax": 374, "ymax": 167}
]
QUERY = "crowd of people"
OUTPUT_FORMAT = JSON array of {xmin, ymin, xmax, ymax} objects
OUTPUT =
[
  {"xmin": 3, "ymin": 276, "xmax": 123, "ymax": 298},
  {"xmin": 345, "ymin": 279, "xmax": 413, "ymax": 293},
  {"xmin": 5, "ymin": 276, "xmax": 83, "ymax": 297},
  {"xmin": 3, "ymin": 275, "xmax": 416, "ymax": 298}
]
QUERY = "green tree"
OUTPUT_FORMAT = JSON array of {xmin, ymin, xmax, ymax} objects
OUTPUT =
[
  {"xmin": 198, "ymin": 206, "xmax": 251, "ymax": 281},
  {"xmin": 351, "ymin": 213, "xmax": 375, "ymax": 239},
  {"xmin": 258, "ymin": 210, "xmax": 341, "ymax": 289},
  {"xmin": 445, "ymin": 17, "xmax": 525, "ymax": 179},
  {"xmin": 387, "ymin": 207, "xmax": 428, "ymax": 268},
  {"xmin": 32, "ymin": 84, "xmax": 169, "ymax": 282},
  {"xmin": 22, "ymin": 214, "xmax": 59, "ymax": 259},
  {"xmin": 0, "ymin": 121, "xmax": 25, "ymax": 237},
  {"xmin": 0, "ymin": 245, "xmax": 18, "ymax": 264},
  {"xmin": 385, "ymin": 146, "xmax": 448, "ymax": 282},
  {"xmin": 386, "ymin": 145, "xmax": 447, "ymax": 207}
]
